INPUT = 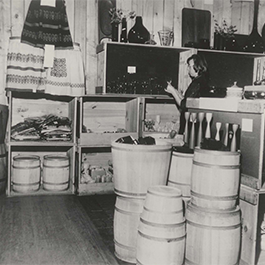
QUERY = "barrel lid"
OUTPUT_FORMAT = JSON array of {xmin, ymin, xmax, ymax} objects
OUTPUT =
[
  {"xmin": 147, "ymin": 185, "xmax": 182, "ymax": 197},
  {"xmin": 111, "ymin": 140, "xmax": 172, "ymax": 151},
  {"xmin": 194, "ymin": 146, "xmax": 240, "ymax": 156},
  {"xmin": 13, "ymin": 155, "xmax": 40, "ymax": 161},
  {"xmin": 44, "ymin": 155, "xmax": 68, "ymax": 161}
]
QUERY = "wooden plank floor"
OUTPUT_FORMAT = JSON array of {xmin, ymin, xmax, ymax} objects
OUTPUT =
[{"xmin": 0, "ymin": 193, "xmax": 129, "ymax": 265}]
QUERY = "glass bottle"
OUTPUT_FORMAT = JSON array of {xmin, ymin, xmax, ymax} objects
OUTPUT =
[
  {"xmin": 244, "ymin": 0, "xmax": 264, "ymax": 53},
  {"xmin": 128, "ymin": 16, "xmax": 150, "ymax": 44},
  {"xmin": 120, "ymin": 18, "xmax": 127, "ymax": 43},
  {"xmin": 112, "ymin": 23, "xmax": 119, "ymax": 42}
]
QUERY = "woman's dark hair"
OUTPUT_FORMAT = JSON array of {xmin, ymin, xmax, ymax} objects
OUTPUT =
[{"xmin": 187, "ymin": 54, "xmax": 208, "ymax": 75}]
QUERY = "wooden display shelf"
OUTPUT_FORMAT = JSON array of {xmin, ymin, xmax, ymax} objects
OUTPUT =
[
  {"xmin": 8, "ymin": 141, "xmax": 75, "ymax": 147},
  {"xmin": 6, "ymin": 91, "xmax": 77, "ymax": 197},
  {"xmin": 96, "ymin": 42, "xmax": 193, "ymax": 95}
]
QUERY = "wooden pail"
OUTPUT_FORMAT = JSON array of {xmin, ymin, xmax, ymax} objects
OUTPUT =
[
  {"xmin": 191, "ymin": 147, "xmax": 240, "ymax": 210},
  {"xmin": 136, "ymin": 186, "xmax": 186, "ymax": 265},
  {"xmin": 185, "ymin": 203, "xmax": 241, "ymax": 265},
  {"xmin": 43, "ymin": 155, "xmax": 69, "ymax": 191},
  {"xmin": 12, "ymin": 155, "xmax": 41, "ymax": 193},
  {"xmin": 111, "ymin": 140, "xmax": 172, "ymax": 198},
  {"xmin": 0, "ymin": 144, "xmax": 7, "ymax": 194},
  {"xmin": 113, "ymin": 195, "xmax": 145, "ymax": 263},
  {"xmin": 167, "ymin": 150, "xmax": 194, "ymax": 198}
]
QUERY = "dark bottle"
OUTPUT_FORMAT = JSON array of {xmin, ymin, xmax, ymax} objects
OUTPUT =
[
  {"xmin": 112, "ymin": 23, "xmax": 119, "ymax": 42},
  {"xmin": 120, "ymin": 18, "xmax": 127, "ymax": 43},
  {"xmin": 128, "ymin": 16, "xmax": 150, "ymax": 44},
  {"xmin": 244, "ymin": 0, "xmax": 264, "ymax": 53}
]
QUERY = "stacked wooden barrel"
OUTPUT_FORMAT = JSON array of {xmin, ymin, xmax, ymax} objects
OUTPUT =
[
  {"xmin": 185, "ymin": 147, "xmax": 242, "ymax": 265},
  {"xmin": 136, "ymin": 185, "xmax": 186, "ymax": 265},
  {"xmin": 111, "ymin": 140, "xmax": 172, "ymax": 263},
  {"xmin": 167, "ymin": 147, "xmax": 194, "ymax": 210}
]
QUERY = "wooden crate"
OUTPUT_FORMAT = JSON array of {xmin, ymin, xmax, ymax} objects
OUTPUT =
[
  {"xmin": 76, "ymin": 147, "xmax": 114, "ymax": 195},
  {"xmin": 78, "ymin": 95, "xmax": 142, "ymax": 146}
]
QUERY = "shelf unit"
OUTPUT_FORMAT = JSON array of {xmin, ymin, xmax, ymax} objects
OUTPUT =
[
  {"xmin": 76, "ymin": 94, "xmax": 180, "ymax": 195},
  {"xmin": 76, "ymin": 94, "xmax": 142, "ymax": 195},
  {"xmin": 6, "ymin": 91, "xmax": 77, "ymax": 196}
]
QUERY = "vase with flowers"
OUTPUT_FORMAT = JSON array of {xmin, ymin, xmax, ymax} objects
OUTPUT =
[
  {"xmin": 109, "ymin": 8, "xmax": 136, "ymax": 42},
  {"xmin": 214, "ymin": 19, "xmax": 237, "ymax": 51}
]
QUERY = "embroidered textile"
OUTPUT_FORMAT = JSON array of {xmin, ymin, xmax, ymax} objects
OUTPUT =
[
  {"xmin": 6, "ymin": 37, "xmax": 85, "ymax": 96},
  {"xmin": 6, "ymin": 37, "xmax": 46, "ymax": 91},
  {"xmin": 21, "ymin": 0, "xmax": 73, "ymax": 48}
]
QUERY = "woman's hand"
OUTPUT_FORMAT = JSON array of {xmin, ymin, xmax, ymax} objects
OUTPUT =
[
  {"xmin": 164, "ymin": 81, "xmax": 176, "ymax": 95},
  {"xmin": 165, "ymin": 81, "xmax": 184, "ymax": 106}
]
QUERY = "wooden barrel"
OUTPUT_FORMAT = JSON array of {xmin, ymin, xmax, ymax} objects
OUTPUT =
[
  {"xmin": 12, "ymin": 155, "xmax": 41, "ymax": 193},
  {"xmin": 114, "ymin": 195, "xmax": 145, "ymax": 263},
  {"xmin": 111, "ymin": 140, "xmax": 172, "ymax": 198},
  {"xmin": 185, "ymin": 203, "xmax": 241, "ymax": 265},
  {"xmin": 136, "ymin": 186, "xmax": 186, "ymax": 265},
  {"xmin": 167, "ymin": 150, "xmax": 194, "ymax": 198},
  {"xmin": 43, "ymin": 155, "xmax": 69, "ymax": 191},
  {"xmin": 0, "ymin": 143, "xmax": 7, "ymax": 194},
  {"xmin": 191, "ymin": 147, "xmax": 240, "ymax": 210}
]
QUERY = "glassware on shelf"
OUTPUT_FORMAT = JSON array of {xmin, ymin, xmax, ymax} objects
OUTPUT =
[
  {"xmin": 158, "ymin": 29, "xmax": 174, "ymax": 46},
  {"xmin": 112, "ymin": 23, "xmax": 119, "ymax": 42},
  {"xmin": 120, "ymin": 18, "xmax": 127, "ymax": 43}
]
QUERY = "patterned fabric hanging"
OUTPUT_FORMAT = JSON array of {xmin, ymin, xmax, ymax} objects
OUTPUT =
[
  {"xmin": 6, "ymin": 37, "xmax": 46, "ymax": 92},
  {"xmin": 6, "ymin": 37, "xmax": 85, "ymax": 96},
  {"xmin": 45, "ymin": 43, "xmax": 85, "ymax": 96},
  {"xmin": 21, "ymin": 0, "xmax": 73, "ymax": 48}
]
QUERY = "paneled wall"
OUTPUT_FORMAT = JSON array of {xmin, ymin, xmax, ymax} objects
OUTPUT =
[{"xmin": 1, "ymin": 0, "xmax": 265, "ymax": 102}]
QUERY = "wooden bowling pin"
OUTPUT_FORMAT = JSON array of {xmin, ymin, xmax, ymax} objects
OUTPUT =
[
  {"xmin": 189, "ymin": 113, "xmax": 197, "ymax": 149},
  {"xmin": 184, "ymin": 112, "xmax": 190, "ymax": 144},
  {"xmin": 215, "ymin": 122, "xmax": 222, "ymax": 141},
  {"xmin": 205, "ymin": 113, "xmax": 213, "ymax": 139},
  {"xmin": 223, "ymin": 123, "xmax": 229, "ymax": 147},
  {"xmin": 231, "ymin": 124, "xmax": 239, "ymax": 152},
  {"xmin": 197, "ymin": 112, "xmax": 205, "ymax": 147}
]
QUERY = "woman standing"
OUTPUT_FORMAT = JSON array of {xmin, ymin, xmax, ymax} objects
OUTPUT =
[{"xmin": 165, "ymin": 54, "xmax": 210, "ymax": 134}]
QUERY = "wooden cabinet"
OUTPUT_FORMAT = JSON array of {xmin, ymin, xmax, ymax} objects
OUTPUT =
[
  {"xmin": 96, "ymin": 42, "xmax": 193, "ymax": 95},
  {"xmin": 6, "ymin": 91, "xmax": 77, "ymax": 196}
]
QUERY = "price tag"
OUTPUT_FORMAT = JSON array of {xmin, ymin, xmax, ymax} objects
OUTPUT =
[
  {"xmin": 127, "ymin": 66, "xmax": 136, "ymax": 74},
  {"xmin": 43, "ymin": 45, "xmax": 55, "ymax": 68},
  {"xmin": 41, "ymin": 0, "xmax": 56, "ymax": 7},
  {"xmin": 242, "ymin": 118, "xmax": 253, "ymax": 132}
]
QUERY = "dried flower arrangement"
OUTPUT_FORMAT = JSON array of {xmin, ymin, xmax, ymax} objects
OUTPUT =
[
  {"xmin": 109, "ymin": 8, "xmax": 136, "ymax": 24},
  {"xmin": 214, "ymin": 19, "xmax": 237, "ymax": 38}
]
